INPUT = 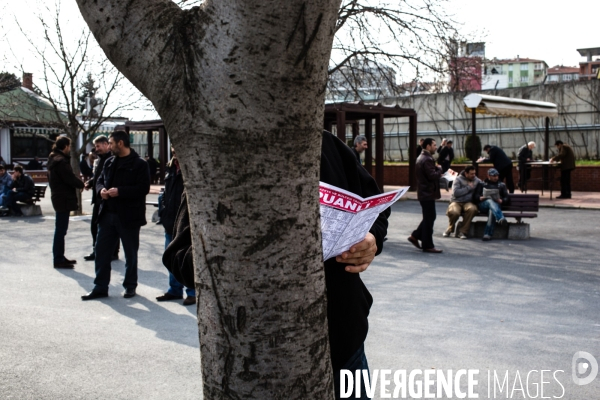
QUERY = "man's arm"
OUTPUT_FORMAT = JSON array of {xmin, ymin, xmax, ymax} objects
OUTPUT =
[{"xmin": 452, "ymin": 177, "xmax": 471, "ymax": 198}]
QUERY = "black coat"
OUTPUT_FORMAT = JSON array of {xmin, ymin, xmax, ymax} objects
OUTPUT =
[
  {"xmin": 159, "ymin": 159, "xmax": 184, "ymax": 236},
  {"xmin": 47, "ymin": 150, "xmax": 85, "ymax": 212},
  {"xmin": 89, "ymin": 152, "xmax": 111, "ymax": 205},
  {"xmin": 415, "ymin": 150, "xmax": 442, "ymax": 201},
  {"xmin": 517, "ymin": 144, "xmax": 532, "ymax": 164},
  {"xmin": 96, "ymin": 149, "xmax": 150, "ymax": 228},
  {"xmin": 11, "ymin": 173, "xmax": 35, "ymax": 197},
  {"xmin": 163, "ymin": 131, "xmax": 390, "ymax": 373},
  {"xmin": 482, "ymin": 146, "xmax": 512, "ymax": 170}
]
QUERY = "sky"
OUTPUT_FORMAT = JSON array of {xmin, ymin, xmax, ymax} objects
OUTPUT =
[{"xmin": 1, "ymin": 0, "xmax": 598, "ymax": 120}]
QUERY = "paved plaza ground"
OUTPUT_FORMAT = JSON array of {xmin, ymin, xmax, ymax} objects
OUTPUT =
[{"xmin": 1, "ymin": 189, "xmax": 599, "ymax": 399}]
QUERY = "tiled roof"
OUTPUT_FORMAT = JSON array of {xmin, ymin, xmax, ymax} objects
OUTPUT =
[
  {"xmin": 547, "ymin": 66, "xmax": 579, "ymax": 75},
  {"xmin": 492, "ymin": 58, "xmax": 546, "ymax": 64}
]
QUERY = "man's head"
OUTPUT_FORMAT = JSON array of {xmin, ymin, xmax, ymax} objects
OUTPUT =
[
  {"xmin": 54, "ymin": 136, "xmax": 71, "ymax": 154},
  {"xmin": 464, "ymin": 165, "xmax": 476, "ymax": 181},
  {"xmin": 422, "ymin": 138, "xmax": 437, "ymax": 153},
  {"xmin": 487, "ymin": 168, "xmax": 499, "ymax": 182},
  {"xmin": 0, "ymin": 165, "xmax": 5, "ymax": 176},
  {"xmin": 109, "ymin": 130, "xmax": 130, "ymax": 156},
  {"xmin": 354, "ymin": 135, "xmax": 368, "ymax": 154},
  {"xmin": 446, "ymin": 140, "xmax": 453, "ymax": 148},
  {"xmin": 13, "ymin": 165, "xmax": 23, "ymax": 178},
  {"xmin": 419, "ymin": 138, "xmax": 424, "ymax": 146},
  {"xmin": 528, "ymin": 141, "xmax": 536, "ymax": 150},
  {"xmin": 555, "ymin": 140, "xmax": 563, "ymax": 150},
  {"xmin": 483, "ymin": 145, "xmax": 492, "ymax": 154},
  {"xmin": 93, "ymin": 135, "xmax": 110, "ymax": 155}
]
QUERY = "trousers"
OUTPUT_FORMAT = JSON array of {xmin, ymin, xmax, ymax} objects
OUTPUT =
[
  {"xmin": 412, "ymin": 200, "xmax": 437, "ymax": 250},
  {"xmin": 93, "ymin": 212, "xmax": 140, "ymax": 293}
]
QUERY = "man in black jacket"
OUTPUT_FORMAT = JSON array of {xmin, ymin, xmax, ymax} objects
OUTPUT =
[
  {"xmin": 47, "ymin": 137, "xmax": 85, "ymax": 268},
  {"xmin": 162, "ymin": 131, "xmax": 390, "ymax": 400},
  {"xmin": 83, "ymin": 135, "xmax": 119, "ymax": 261},
  {"xmin": 0, "ymin": 165, "xmax": 34, "ymax": 216},
  {"xmin": 82, "ymin": 130, "xmax": 150, "ymax": 300},
  {"xmin": 409, "ymin": 138, "xmax": 443, "ymax": 253},
  {"xmin": 155, "ymin": 148, "xmax": 196, "ymax": 306},
  {"xmin": 478, "ymin": 145, "xmax": 515, "ymax": 193},
  {"xmin": 437, "ymin": 139, "xmax": 454, "ymax": 173},
  {"xmin": 517, "ymin": 142, "xmax": 536, "ymax": 192},
  {"xmin": 474, "ymin": 168, "xmax": 509, "ymax": 241}
]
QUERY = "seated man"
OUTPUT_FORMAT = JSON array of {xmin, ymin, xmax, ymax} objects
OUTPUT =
[
  {"xmin": 0, "ymin": 165, "xmax": 13, "ymax": 206},
  {"xmin": 474, "ymin": 168, "xmax": 508, "ymax": 241},
  {"xmin": 443, "ymin": 165, "xmax": 481, "ymax": 239},
  {"xmin": 0, "ymin": 166, "xmax": 35, "ymax": 216}
]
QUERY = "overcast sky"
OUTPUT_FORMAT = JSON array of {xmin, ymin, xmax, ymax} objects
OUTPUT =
[
  {"xmin": 1, "ymin": 0, "xmax": 596, "ymax": 119},
  {"xmin": 450, "ymin": 0, "xmax": 596, "ymax": 67}
]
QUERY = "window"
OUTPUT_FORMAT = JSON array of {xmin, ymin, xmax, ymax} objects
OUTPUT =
[
  {"xmin": 11, "ymin": 130, "xmax": 58, "ymax": 159},
  {"xmin": 509, "ymin": 76, "xmax": 513, "ymax": 83},
  {"xmin": 508, "ymin": 64, "xmax": 513, "ymax": 71},
  {"xmin": 548, "ymin": 75, "xmax": 559, "ymax": 82},
  {"xmin": 521, "ymin": 76, "xmax": 529, "ymax": 83},
  {"xmin": 562, "ymin": 74, "xmax": 573, "ymax": 81},
  {"xmin": 534, "ymin": 63, "xmax": 544, "ymax": 70},
  {"xmin": 520, "ymin": 64, "xmax": 529, "ymax": 71}
]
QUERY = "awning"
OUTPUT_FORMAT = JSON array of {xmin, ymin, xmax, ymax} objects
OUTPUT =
[{"xmin": 463, "ymin": 94, "xmax": 558, "ymax": 118}]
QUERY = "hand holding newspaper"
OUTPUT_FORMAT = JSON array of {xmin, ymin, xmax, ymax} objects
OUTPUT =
[
  {"xmin": 319, "ymin": 182, "xmax": 408, "ymax": 261},
  {"xmin": 442, "ymin": 168, "xmax": 458, "ymax": 182}
]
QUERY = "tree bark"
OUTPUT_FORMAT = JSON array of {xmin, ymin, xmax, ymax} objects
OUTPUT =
[{"xmin": 75, "ymin": 1, "xmax": 341, "ymax": 398}]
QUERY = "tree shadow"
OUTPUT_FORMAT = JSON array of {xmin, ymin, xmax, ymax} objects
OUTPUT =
[{"xmin": 57, "ymin": 268, "xmax": 199, "ymax": 348}]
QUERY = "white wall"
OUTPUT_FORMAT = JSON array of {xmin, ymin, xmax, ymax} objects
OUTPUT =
[{"xmin": 0, "ymin": 128, "xmax": 10, "ymax": 163}]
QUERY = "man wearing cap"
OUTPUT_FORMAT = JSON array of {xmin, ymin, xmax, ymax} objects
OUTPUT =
[
  {"xmin": 550, "ymin": 140, "xmax": 576, "ymax": 199},
  {"xmin": 474, "ymin": 168, "xmax": 509, "ymax": 241},
  {"xmin": 517, "ymin": 142, "xmax": 536, "ymax": 192}
]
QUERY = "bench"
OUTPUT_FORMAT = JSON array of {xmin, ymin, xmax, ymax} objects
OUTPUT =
[
  {"xmin": 19, "ymin": 184, "xmax": 47, "ymax": 205},
  {"xmin": 473, "ymin": 193, "xmax": 539, "ymax": 223},
  {"xmin": 456, "ymin": 194, "xmax": 539, "ymax": 239}
]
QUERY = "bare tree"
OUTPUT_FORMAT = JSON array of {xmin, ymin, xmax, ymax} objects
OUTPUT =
[
  {"xmin": 76, "ymin": 0, "xmax": 341, "ymax": 398},
  {"xmin": 328, "ymin": 0, "xmax": 460, "ymax": 100},
  {"xmin": 3, "ymin": 1, "xmax": 148, "ymax": 213}
]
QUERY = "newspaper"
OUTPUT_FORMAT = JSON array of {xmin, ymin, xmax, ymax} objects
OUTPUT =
[
  {"xmin": 319, "ymin": 182, "xmax": 408, "ymax": 261},
  {"xmin": 442, "ymin": 169, "xmax": 458, "ymax": 182},
  {"xmin": 482, "ymin": 188, "xmax": 499, "ymax": 202}
]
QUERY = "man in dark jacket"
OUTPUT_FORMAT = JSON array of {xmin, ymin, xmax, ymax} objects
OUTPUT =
[
  {"xmin": 47, "ymin": 137, "xmax": 85, "ymax": 268},
  {"xmin": 550, "ymin": 140, "xmax": 576, "ymax": 199},
  {"xmin": 351, "ymin": 135, "xmax": 368, "ymax": 164},
  {"xmin": 408, "ymin": 138, "xmax": 443, "ymax": 253},
  {"xmin": 27, "ymin": 156, "xmax": 43, "ymax": 170},
  {"xmin": 0, "ymin": 165, "xmax": 34, "ymax": 216},
  {"xmin": 478, "ymin": 144, "xmax": 515, "ymax": 193},
  {"xmin": 82, "ymin": 130, "xmax": 150, "ymax": 300},
  {"xmin": 155, "ymin": 148, "xmax": 196, "ymax": 306},
  {"xmin": 474, "ymin": 168, "xmax": 509, "ymax": 241},
  {"xmin": 162, "ymin": 131, "xmax": 390, "ymax": 400},
  {"xmin": 83, "ymin": 135, "xmax": 119, "ymax": 261},
  {"xmin": 437, "ymin": 139, "xmax": 454, "ymax": 173},
  {"xmin": 517, "ymin": 142, "xmax": 536, "ymax": 192}
]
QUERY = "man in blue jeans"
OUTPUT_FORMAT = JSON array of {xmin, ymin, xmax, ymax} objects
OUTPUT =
[
  {"xmin": 156, "ymin": 148, "xmax": 196, "ymax": 306},
  {"xmin": 474, "ymin": 168, "xmax": 508, "ymax": 241}
]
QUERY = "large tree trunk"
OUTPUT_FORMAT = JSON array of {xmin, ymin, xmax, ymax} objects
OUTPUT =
[{"xmin": 75, "ymin": 1, "xmax": 341, "ymax": 398}]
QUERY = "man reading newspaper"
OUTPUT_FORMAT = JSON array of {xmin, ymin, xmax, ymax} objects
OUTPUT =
[{"xmin": 474, "ymin": 168, "xmax": 509, "ymax": 241}]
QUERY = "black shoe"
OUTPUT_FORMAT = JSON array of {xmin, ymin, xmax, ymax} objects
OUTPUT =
[
  {"xmin": 123, "ymin": 288, "xmax": 136, "ymax": 298},
  {"xmin": 82, "ymin": 291, "xmax": 108, "ymax": 300},
  {"xmin": 64, "ymin": 258, "xmax": 77, "ymax": 264},
  {"xmin": 183, "ymin": 296, "xmax": 196, "ymax": 306},
  {"xmin": 156, "ymin": 293, "xmax": 183, "ymax": 302},
  {"xmin": 84, "ymin": 253, "xmax": 96, "ymax": 261},
  {"xmin": 54, "ymin": 261, "xmax": 75, "ymax": 269},
  {"xmin": 555, "ymin": 196, "xmax": 571, "ymax": 199}
]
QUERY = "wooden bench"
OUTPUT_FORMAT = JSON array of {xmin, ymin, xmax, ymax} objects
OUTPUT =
[
  {"xmin": 18, "ymin": 184, "xmax": 48, "ymax": 205},
  {"xmin": 472, "ymin": 193, "xmax": 539, "ymax": 223}
]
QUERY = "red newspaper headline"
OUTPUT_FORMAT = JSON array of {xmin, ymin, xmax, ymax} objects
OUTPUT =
[{"xmin": 319, "ymin": 187, "xmax": 396, "ymax": 213}]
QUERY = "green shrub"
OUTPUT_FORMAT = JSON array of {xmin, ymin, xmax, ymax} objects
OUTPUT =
[{"xmin": 464, "ymin": 135, "xmax": 482, "ymax": 162}]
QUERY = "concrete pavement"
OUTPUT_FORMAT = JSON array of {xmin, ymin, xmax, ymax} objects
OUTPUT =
[{"xmin": 1, "ymin": 189, "xmax": 599, "ymax": 399}]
